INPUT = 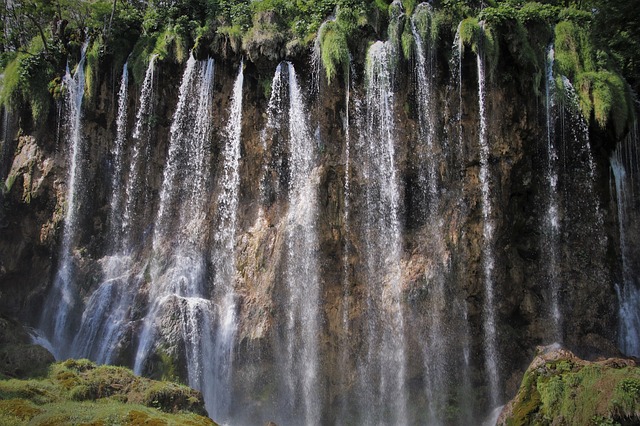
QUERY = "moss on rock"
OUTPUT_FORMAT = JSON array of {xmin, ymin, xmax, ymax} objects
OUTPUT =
[
  {"xmin": 498, "ymin": 345, "xmax": 640, "ymax": 426},
  {"xmin": 0, "ymin": 359, "xmax": 216, "ymax": 425}
]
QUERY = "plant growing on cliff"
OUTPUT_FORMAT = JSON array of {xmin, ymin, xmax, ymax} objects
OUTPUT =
[{"xmin": 554, "ymin": 21, "xmax": 634, "ymax": 137}]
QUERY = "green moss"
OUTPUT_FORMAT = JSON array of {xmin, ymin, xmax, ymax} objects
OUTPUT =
[
  {"xmin": 401, "ymin": 23, "xmax": 414, "ymax": 61},
  {"xmin": 157, "ymin": 349, "xmax": 179, "ymax": 383},
  {"xmin": 401, "ymin": 0, "xmax": 417, "ymax": 17},
  {"xmin": 0, "ymin": 37, "xmax": 55, "ymax": 123},
  {"xmin": 320, "ymin": 21, "xmax": 350, "ymax": 84},
  {"xmin": 85, "ymin": 39, "xmax": 102, "ymax": 105},
  {"xmin": 459, "ymin": 18, "xmax": 481, "ymax": 53},
  {"xmin": 504, "ymin": 356, "xmax": 640, "ymax": 426},
  {"xmin": 0, "ymin": 360, "xmax": 215, "ymax": 425},
  {"xmin": 554, "ymin": 19, "xmax": 632, "ymax": 134}
]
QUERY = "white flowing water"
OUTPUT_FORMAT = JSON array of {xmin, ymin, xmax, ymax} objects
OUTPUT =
[
  {"xmin": 108, "ymin": 62, "xmax": 129, "ymax": 248},
  {"xmin": 122, "ymin": 56, "xmax": 156, "ymax": 247},
  {"xmin": 412, "ymin": 4, "xmax": 438, "ymax": 207},
  {"xmin": 208, "ymin": 61, "xmax": 244, "ymax": 421},
  {"xmin": 134, "ymin": 55, "xmax": 216, "ymax": 408},
  {"xmin": 260, "ymin": 63, "xmax": 286, "ymax": 207},
  {"xmin": 477, "ymin": 46, "xmax": 500, "ymax": 408},
  {"xmin": 560, "ymin": 76, "xmax": 604, "ymax": 230},
  {"xmin": 357, "ymin": 40, "xmax": 407, "ymax": 425},
  {"xmin": 71, "ymin": 63, "xmax": 134, "ymax": 363},
  {"xmin": 412, "ymin": 5, "xmax": 450, "ymax": 423},
  {"xmin": 612, "ymin": 127, "xmax": 640, "ymax": 356},
  {"xmin": 337, "ymin": 61, "xmax": 353, "ymax": 425},
  {"xmin": 40, "ymin": 41, "xmax": 89, "ymax": 359},
  {"xmin": 282, "ymin": 61, "xmax": 321, "ymax": 424},
  {"xmin": 544, "ymin": 46, "xmax": 563, "ymax": 341}
]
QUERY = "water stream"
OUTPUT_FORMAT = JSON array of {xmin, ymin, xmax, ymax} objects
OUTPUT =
[{"xmin": 40, "ymin": 41, "xmax": 90, "ymax": 358}]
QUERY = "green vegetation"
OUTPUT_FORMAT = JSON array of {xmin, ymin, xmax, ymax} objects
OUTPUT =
[
  {"xmin": 0, "ymin": 359, "xmax": 217, "ymax": 425},
  {"xmin": 0, "ymin": 0, "xmax": 636, "ymax": 133},
  {"xmin": 555, "ymin": 21, "xmax": 633, "ymax": 137},
  {"xmin": 503, "ymin": 354, "xmax": 640, "ymax": 426}
]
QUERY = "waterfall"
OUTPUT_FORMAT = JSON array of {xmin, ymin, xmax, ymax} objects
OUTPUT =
[
  {"xmin": 71, "ymin": 63, "xmax": 134, "ymax": 363},
  {"xmin": 123, "ymin": 55, "xmax": 156, "ymax": 247},
  {"xmin": 134, "ymin": 55, "xmax": 216, "ymax": 408},
  {"xmin": 544, "ymin": 46, "xmax": 563, "ymax": 341},
  {"xmin": 338, "ymin": 60, "xmax": 353, "ymax": 425},
  {"xmin": 260, "ymin": 63, "xmax": 287, "ymax": 207},
  {"xmin": 412, "ymin": 5, "xmax": 451, "ymax": 423},
  {"xmin": 40, "ymin": 41, "xmax": 89, "ymax": 359},
  {"xmin": 477, "ymin": 45, "xmax": 500, "ymax": 407},
  {"xmin": 560, "ymin": 76, "xmax": 605, "ymax": 230},
  {"xmin": 283, "ymin": 61, "xmax": 321, "ymax": 424},
  {"xmin": 412, "ymin": 4, "xmax": 438, "ymax": 208},
  {"xmin": 108, "ymin": 62, "xmax": 129, "ymax": 248},
  {"xmin": 357, "ymin": 40, "xmax": 407, "ymax": 425},
  {"xmin": 612, "ymin": 126, "xmax": 640, "ymax": 356},
  {"xmin": 208, "ymin": 61, "xmax": 244, "ymax": 421}
]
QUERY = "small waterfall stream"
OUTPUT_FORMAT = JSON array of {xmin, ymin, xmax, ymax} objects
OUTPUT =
[
  {"xmin": 40, "ymin": 41, "xmax": 89, "ymax": 358},
  {"xmin": 284, "ymin": 61, "xmax": 321, "ymax": 424},
  {"xmin": 72, "ymin": 63, "xmax": 132, "ymax": 363},
  {"xmin": 123, "ymin": 55, "xmax": 156, "ymax": 246},
  {"xmin": 544, "ymin": 46, "xmax": 563, "ymax": 341},
  {"xmin": 357, "ymin": 39, "xmax": 407, "ymax": 425},
  {"xmin": 477, "ymin": 44, "xmax": 500, "ymax": 408},
  {"xmin": 612, "ymin": 126, "xmax": 640, "ymax": 356},
  {"xmin": 208, "ymin": 61, "xmax": 244, "ymax": 421}
]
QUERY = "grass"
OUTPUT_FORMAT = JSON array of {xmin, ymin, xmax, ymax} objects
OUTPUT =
[{"xmin": 0, "ymin": 359, "xmax": 216, "ymax": 425}]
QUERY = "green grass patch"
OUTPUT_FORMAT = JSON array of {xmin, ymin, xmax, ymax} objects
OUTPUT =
[{"xmin": 0, "ymin": 359, "xmax": 216, "ymax": 425}]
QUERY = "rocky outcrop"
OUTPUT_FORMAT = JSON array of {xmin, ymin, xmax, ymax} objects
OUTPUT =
[
  {"xmin": 498, "ymin": 345, "xmax": 640, "ymax": 425},
  {"xmin": 0, "ymin": 315, "xmax": 54, "ymax": 379}
]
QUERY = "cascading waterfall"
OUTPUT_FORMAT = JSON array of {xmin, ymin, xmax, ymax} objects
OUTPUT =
[
  {"xmin": 123, "ymin": 55, "xmax": 156, "ymax": 245},
  {"xmin": 412, "ymin": 4, "xmax": 438, "ymax": 207},
  {"xmin": 560, "ymin": 76, "xmax": 605, "ymax": 230},
  {"xmin": 260, "ymin": 63, "xmax": 287, "ymax": 206},
  {"xmin": 108, "ymin": 62, "xmax": 129, "ymax": 247},
  {"xmin": 70, "ymin": 58, "xmax": 158, "ymax": 364},
  {"xmin": 134, "ymin": 55, "xmax": 216, "ymax": 408},
  {"xmin": 544, "ymin": 46, "xmax": 563, "ymax": 341},
  {"xmin": 612, "ymin": 126, "xmax": 640, "ymax": 356},
  {"xmin": 338, "ymin": 60, "xmax": 353, "ymax": 425},
  {"xmin": 208, "ymin": 61, "xmax": 244, "ymax": 421},
  {"xmin": 412, "ymin": 5, "xmax": 451, "ymax": 423},
  {"xmin": 40, "ymin": 41, "xmax": 89, "ymax": 358},
  {"xmin": 357, "ymin": 40, "xmax": 407, "ymax": 425},
  {"xmin": 477, "ymin": 43, "xmax": 500, "ymax": 408},
  {"xmin": 71, "ymin": 63, "xmax": 133, "ymax": 363},
  {"xmin": 283, "ymin": 61, "xmax": 321, "ymax": 424}
]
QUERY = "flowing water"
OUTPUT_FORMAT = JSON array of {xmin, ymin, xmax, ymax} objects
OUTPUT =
[
  {"xmin": 544, "ymin": 46, "xmax": 563, "ymax": 342},
  {"xmin": 40, "ymin": 41, "xmax": 90, "ymax": 359},
  {"xmin": 134, "ymin": 55, "xmax": 216, "ymax": 407},
  {"xmin": 71, "ymin": 63, "xmax": 137, "ymax": 364},
  {"xmin": 123, "ymin": 55, "xmax": 156, "ymax": 247},
  {"xmin": 356, "ymin": 40, "xmax": 407, "ymax": 425},
  {"xmin": 208, "ymin": 61, "xmax": 244, "ymax": 421},
  {"xmin": 108, "ymin": 62, "xmax": 129, "ymax": 248},
  {"xmin": 477, "ymin": 44, "xmax": 500, "ymax": 408},
  {"xmin": 283, "ymin": 61, "xmax": 321, "ymax": 424},
  {"xmin": 612, "ymin": 126, "xmax": 640, "ymax": 356}
]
